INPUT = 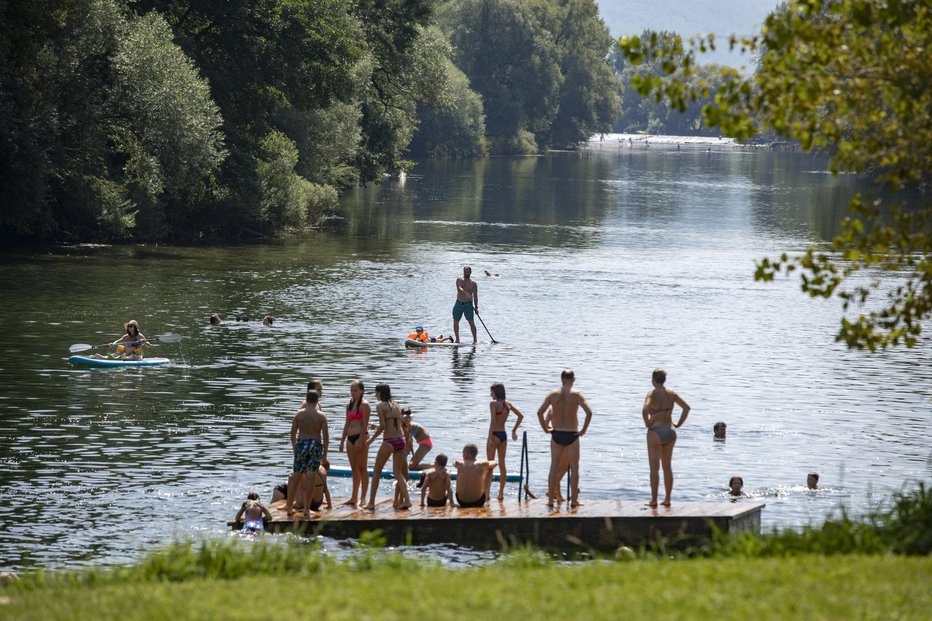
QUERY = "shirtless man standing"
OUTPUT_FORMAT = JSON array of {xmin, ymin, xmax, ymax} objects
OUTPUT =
[
  {"xmin": 453, "ymin": 266, "xmax": 479, "ymax": 344},
  {"xmin": 536, "ymin": 369, "xmax": 593, "ymax": 508},
  {"xmin": 284, "ymin": 384, "xmax": 329, "ymax": 517}
]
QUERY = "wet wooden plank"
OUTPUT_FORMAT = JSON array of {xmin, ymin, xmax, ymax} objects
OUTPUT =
[{"xmin": 229, "ymin": 498, "xmax": 765, "ymax": 551}]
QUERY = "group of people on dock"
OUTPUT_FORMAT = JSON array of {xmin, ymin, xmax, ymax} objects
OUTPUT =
[{"xmin": 256, "ymin": 365, "xmax": 691, "ymax": 523}]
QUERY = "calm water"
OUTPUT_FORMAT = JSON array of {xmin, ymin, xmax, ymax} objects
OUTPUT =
[{"xmin": 0, "ymin": 142, "xmax": 929, "ymax": 571}]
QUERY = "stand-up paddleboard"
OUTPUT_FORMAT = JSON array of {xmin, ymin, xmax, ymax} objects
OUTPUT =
[
  {"xmin": 68, "ymin": 355, "xmax": 170, "ymax": 367},
  {"xmin": 404, "ymin": 338, "xmax": 476, "ymax": 348},
  {"xmin": 327, "ymin": 467, "xmax": 521, "ymax": 482}
]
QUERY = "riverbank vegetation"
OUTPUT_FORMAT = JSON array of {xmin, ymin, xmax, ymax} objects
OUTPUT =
[
  {"xmin": 0, "ymin": 0, "xmax": 621, "ymax": 244},
  {"xmin": 3, "ymin": 484, "xmax": 929, "ymax": 619}
]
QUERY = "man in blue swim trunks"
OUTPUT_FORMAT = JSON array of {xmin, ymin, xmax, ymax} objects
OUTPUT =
[
  {"xmin": 285, "ymin": 385, "xmax": 329, "ymax": 517},
  {"xmin": 453, "ymin": 266, "xmax": 479, "ymax": 343}
]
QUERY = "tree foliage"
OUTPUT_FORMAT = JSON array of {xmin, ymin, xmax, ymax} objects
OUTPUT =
[
  {"xmin": 437, "ymin": 0, "xmax": 617, "ymax": 153},
  {"xmin": 619, "ymin": 0, "xmax": 931, "ymax": 349},
  {"xmin": 0, "ymin": 0, "xmax": 224, "ymax": 242}
]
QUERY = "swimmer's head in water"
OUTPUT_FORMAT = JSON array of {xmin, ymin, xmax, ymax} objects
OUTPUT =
[
  {"xmin": 807, "ymin": 472, "xmax": 819, "ymax": 489},
  {"xmin": 728, "ymin": 476, "xmax": 743, "ymax": 495},
  {"xmin": 714, "ymin": 421, "xmax": 727, "ymax": 438}
]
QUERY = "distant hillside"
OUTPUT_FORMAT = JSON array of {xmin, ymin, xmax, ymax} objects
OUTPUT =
[{"xmin": 596, "ymin": 0, "xmax": 781, "ymax": 69}]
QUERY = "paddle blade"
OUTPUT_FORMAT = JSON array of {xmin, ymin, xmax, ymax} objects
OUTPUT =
[
  {"xmin": 154, "ymin": 333, "xmax": 182, "ymax": 343},
  {"xmin": 69, "ymin": 343, "xmax": 93, "ymax": 353}
]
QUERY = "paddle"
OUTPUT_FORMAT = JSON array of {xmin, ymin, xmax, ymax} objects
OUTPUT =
[
  {"xmin": 68, "ymin": 333, "xmax": 182, "ymax": 353},
  {"xmin": 475, "ymin": 311, "xmax": 498, "ymax": 344}
]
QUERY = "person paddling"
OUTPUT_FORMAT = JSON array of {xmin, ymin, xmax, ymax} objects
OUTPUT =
[
  {"xmin": 453, "ymin": 266, "xmax": 479, "ymax": 343},
  {"xmin": 96, "ymin": 320, "xmax": 149, "ymax": 360}
]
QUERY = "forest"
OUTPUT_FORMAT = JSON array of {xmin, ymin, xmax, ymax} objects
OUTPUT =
[{"xmin": 0, "ymin": 0, "xmax": 628, "ymax": 243}]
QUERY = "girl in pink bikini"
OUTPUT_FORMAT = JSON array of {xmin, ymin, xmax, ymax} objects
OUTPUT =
[
  {"xmin": 365, "ymin": 384, "xmax": 411, "ymax": 511},
  {"xmin": 403, "ymin": 409, "xmax": 434, "ymax": 471},
  {"xmin": 339, "ymin": 380, "xmax": 371, "ymax": 506}
]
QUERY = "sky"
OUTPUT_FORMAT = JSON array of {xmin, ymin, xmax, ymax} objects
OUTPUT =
[{"xmin": 596, "ymin": 0, "xmax": 784, "ymax": 68}]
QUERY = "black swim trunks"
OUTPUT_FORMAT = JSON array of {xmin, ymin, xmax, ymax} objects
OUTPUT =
[{"xmin": 551, "ymin": 430, "xmax": 579, "ymax": 446}]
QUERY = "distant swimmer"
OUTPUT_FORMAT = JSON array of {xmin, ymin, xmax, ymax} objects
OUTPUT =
[
  {"xmin": 642, "ymin": 368, "xmax": 690, "ymax": 507},
  {"xmin": 209, "ymin": 314, "xmax": 222, "ymax": 326},
  {"xmin": 536, "ymin": 369, "xmax": 593, "ymax": 507},
  {"xmin": 807, "ymin": 472, "xmax": 820, "ymax": 490},
  {"xmin": 728, "ymin": 476, "xmax": 744, "ymax": 497},
  {"xmin": 713, "ymin": 421, "xmax": 727, "ymax": 440},
  {"xmin": 484, "ymin": 270, "xmax": 500, "ymax": 278},
  {"xmin": 262, "ymin": 315, "xmax": 273, "ymax": 326},
  {"xmin": 453, "ymin": 266, "xmax": 479, "ymax": 344}
]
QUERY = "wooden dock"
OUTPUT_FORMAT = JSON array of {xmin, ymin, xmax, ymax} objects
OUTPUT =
[{"xmin": 230, "ymin": 498, "xmax": 765, "ymax": 551}]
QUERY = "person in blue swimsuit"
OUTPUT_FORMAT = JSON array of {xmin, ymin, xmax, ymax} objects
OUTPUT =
[
  {"xmin": 235, "ymin": 492, "xmax": 273, "ymax": 533},
  {"xmin": 642, "ymin": 368, "xmax": 691, "ymax": 508},
  {"xmin": 453, "ymin": 266, "xmax": 479, "ymax": 344}
]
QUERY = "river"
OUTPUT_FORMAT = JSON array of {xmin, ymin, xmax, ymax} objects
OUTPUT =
[{"xmin": 0, "ymin": 138, "xmax": 929, "ymax": 571}]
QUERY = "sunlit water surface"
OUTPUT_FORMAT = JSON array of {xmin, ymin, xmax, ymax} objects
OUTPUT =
[{"xmin": 0, "ymin": 142, "xmax": 929, "ymax": 571}]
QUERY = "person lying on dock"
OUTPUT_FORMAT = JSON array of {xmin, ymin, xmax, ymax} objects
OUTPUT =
[
  {"xmin": 420, "ymin": 454, "xmax": 453, "ymax": 508},
  {"xmin": 235, "ymin": 492, "xmax": 273, "ymax": 533},
  {"xmin": 453, "ymin": 443, "xmax": 496, "ymax": 507}
]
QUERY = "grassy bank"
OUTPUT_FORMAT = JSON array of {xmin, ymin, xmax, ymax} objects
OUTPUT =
[
  {"xmin": 2, "ymin": 552, "xmax": 929, "ymax": 621},
  {"xmin": 3, "ymin": 484, "xmax": 929, "ymax": 620}
]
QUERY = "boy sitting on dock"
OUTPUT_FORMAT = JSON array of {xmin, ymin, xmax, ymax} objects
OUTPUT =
[
  {"xmin": 453, "ymin": 444, "xmax": 496, "ymax": 507},
  {"xmin": 235, "ymin": 492, "xmax": 273, "ymax": 533},
  {"xmin": 420, "ymin": 454, "xmax": 454, "ymax": 507}
]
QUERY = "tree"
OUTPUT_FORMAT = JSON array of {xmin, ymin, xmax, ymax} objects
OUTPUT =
[
  {"xmin": 619, "ymin": 0, "xmax": 931, "ymax": 349},
  {"xmin": 0, "ymin": 0, "xmax": 224, "ymax": 242},
  {"xmin": 543, "ymin": 0, "xmax": 620, "ymax": 148},
  {"xmin": 438, "ymin": 0, "xmax": 564, "ymax": 153}
]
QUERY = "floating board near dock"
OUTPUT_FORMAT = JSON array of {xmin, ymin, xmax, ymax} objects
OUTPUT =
[
  {"xmin": 68, "ymin": 355, "xmax": 170, "ymax": 367},
  {"xmin": 404, "ymin": 338, "xmax": 476, "ymax": 348},
  {"xmin": 327, "ymin": 467, "xmax": 521, "ymax": 482},
  {"xmin": 229, "ymin": 498, "xmax": 765, "ymax": 551}
]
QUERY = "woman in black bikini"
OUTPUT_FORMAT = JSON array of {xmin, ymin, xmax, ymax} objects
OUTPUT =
[
  {"xmin": 642, "ymin": 368, "xmax": 691, "ymax": 507},
  {"xmin": 339, "ymin": 380, "xmax": 371, "ymax": 506},
  {"xmin": 486, "ymin": 382, "xmax": 524, "ymax": 501},
  {"xmin": 365, "ymin": 384, "xmax": 411, "ymax": 511}
]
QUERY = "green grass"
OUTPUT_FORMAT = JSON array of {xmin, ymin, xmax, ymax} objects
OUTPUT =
[
  {"xmin": 2, "ymin": 484, "xmax": 929, "ymax": 620},
  {"xmin": 2, "ymin": 553, "xmax": 929, "ymax": 621}
]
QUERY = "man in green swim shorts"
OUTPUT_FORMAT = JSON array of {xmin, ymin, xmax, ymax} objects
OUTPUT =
[{"xmin": 453, "ymin": 266, "xmax": 479, "ymax": 344}]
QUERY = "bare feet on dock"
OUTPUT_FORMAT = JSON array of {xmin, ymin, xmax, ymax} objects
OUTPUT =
[
  {"xmin": 645, "ymin": 501, "xmax": 658, "ymax": 508},
  {"xmin": 396, "ymin": 502, "xmax": 411, "ymax": 510},
  {"xmin": 343, "ymin": 498, "xmax": 357, "ymax": 506},
  {"xmin": 364, "ymin": 503, "xmax": 375, "ymax": 511},
  {"xmin": 570, "ymin": 500, "xmax": 583, "ymax": 508},
  {"xmin": 660, "ymin": 500, "xmax": 671, "ymax": 507}
]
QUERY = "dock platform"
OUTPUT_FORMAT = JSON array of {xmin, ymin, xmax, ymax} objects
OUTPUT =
[{"xmin": 230, "ymin": 498, "xmax": 765, "ymax": 551}]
